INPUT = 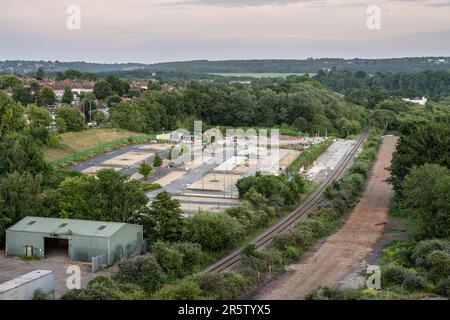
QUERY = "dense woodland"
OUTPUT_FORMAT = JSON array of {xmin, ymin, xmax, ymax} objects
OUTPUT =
[
  {"xmin": 315, "ymin": 69, "xmax": 450, "ymax": 101},
  {"xmin": 2, "ymin": 57, "xmax": 450, "ymax": 75}
]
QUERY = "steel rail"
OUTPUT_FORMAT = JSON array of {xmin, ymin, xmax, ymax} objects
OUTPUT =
[{"xmin": 205, "ymin": 127, "xmax": 370, "ymax": 273}]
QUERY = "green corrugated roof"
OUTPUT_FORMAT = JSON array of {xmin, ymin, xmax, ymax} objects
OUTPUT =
[{"xmin": 7, "ymin": 216, "xmax": 127, "ymax": 238}]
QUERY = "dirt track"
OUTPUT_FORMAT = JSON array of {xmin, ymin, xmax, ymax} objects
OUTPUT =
[{"xmin": 253, "ymin": 135, "xmax": 398, "ymax": 300}]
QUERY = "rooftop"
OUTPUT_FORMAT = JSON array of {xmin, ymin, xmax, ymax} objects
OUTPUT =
[{"xmin": 7, "ymin": 216, "xmax": 129, "ymax": 238}]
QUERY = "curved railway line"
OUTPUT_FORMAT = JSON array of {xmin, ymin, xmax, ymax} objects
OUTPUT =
[{"xmin": 205, "ymin": 127, "xmax": 370, "ymax": 273}]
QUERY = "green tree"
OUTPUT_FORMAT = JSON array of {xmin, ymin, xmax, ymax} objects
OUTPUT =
[
  {"xmin": 149, "ymin": 191, "xmax": 183, "ymax": 242},
  {"xmin": 0, "ymin": 92, "xmax": 25, "ymax": 139},
  {"xmin": 370, "ymin": 109, "xmax": 398, "ymax": 130},
  {"xmin": 105, "ymin": 75, "xmax": 129, "ymax": 97},
  {"xmin": 115, "ymin": 256, "xmax": 167, "ymax": 294},
  {"xmin": 153, "ymin": 154, "xmax": 163, "ymax": 176},
  {"xmin": 55, "ymin": 107, "xmax": 85, "ymax": 132},
  {"xmin": 61, "ymin": 87, "xmax": 73, "ymax": 104},
  {"xmin": 38, "ymin": 86, "xmax": 56, "ymax": 106},
  {"xmin": 54, "ymin": 169, "xmax": 149, "ymax": 222},
  {"xmin": 93, "ymin": 80, "xmax": 112, "ymax": 100},
  {"xmin": 138, "ymin": 161, "xmax": 153, "ymax": 180},
  {"xmin": 0, "ymin": 172, "xmax": 44, "ymax": 223},
  {"xmin": 0, "ymin": 134, "xmax": 48, "ymax": 176},
  {"xmin": 106, "ymin": 95, "xmax": 121, "ymax": 108},
  {"xmin": 109, "ymin": 101, "xmax": 149, "ymax": 133},
  {"xmin": 91, "ymin": 109, "xmax": 106, "ymax": 125},
  {"xmin": 401, "ymin": 164, "xmax": 450, "ymax": 239},
  {"xmin": 389, "ymin": 123, "xmax": 450, "ymax": 193},
  {"xmin": 25, "ymin": 104, "xmax": 52, "ymax": 144},
  {"xmin": 36, "ymin": 67, "xmax": 45, "ymax": 80},
  {"xmin": 182, "ymin": 211, "xmax": 243, "ymax": 252},
  {"xmin": 12, "ymin": 85, "xmax": 34, "ymax": 105},
  {"xmin": 0, "ymin": 74, "xmax": 22, "ymax": 90}
]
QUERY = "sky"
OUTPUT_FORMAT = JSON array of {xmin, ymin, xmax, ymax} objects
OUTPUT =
[{"xmin": 1, "ymin": 0, "xmax": 450, "ymax": 63}]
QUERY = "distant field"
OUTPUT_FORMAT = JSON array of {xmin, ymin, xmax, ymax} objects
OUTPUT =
[
  {"xmin": 209, "ymin": 72, "xmax": 311, "ymax": 78},
  {"xmin": 44, "ymin": 128, "xmax": 145, "ymax": 162}
]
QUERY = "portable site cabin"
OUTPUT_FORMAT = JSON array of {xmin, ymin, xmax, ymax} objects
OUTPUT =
[{"xmin": 5, "ymin": 217, "xmax": 143, "ymax": 265}]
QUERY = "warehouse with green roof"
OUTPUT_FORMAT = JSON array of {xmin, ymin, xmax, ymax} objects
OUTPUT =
[{"xmin": 5, "ymin": 217, "xmax": 143, "ymax": 265}]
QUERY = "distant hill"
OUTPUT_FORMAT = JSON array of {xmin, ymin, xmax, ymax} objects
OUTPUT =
[
  {"xmin": 1, "ymin": 57, "xmax": 450, "ymax": 75},
  {"xmin": 0, "ymin": 60, "xmax": 147, "ymax": 75},
  {"xmin": 145, "ymin": 57, "xmax": 450, "ymax": 74}
]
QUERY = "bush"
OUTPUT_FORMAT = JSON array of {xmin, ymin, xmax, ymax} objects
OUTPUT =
[
  {"xmin": 196, "ymin": 272, "xmax": 230, "ymax": 299},
  {"xmin": 149, "ymin": 241, "xmax": 206, "ymax": 278},
  {"xmin": 182, "ymin": 211, "xmax": 243, "ymax": 252},
  {"xmin": 172, "ymin": 242, "xmax": 207, "ymax": 273},
  {"xmin": 305, "ymin": 286, "xmax": 363, "ymax": 300},
  {"xmin": 115, "ymin": 256, "xmax": 167, "ymax": 294},
  {"xmin": 382, "ymin": 240, "xmax": 414, "ymax": 267},
  {"xmin": 273, "ymin": 226, "xmax": 314, "ymax": 252},
  {"xmin": 424, "ymin": 250, "xmax": 450, "ymax": 277},
  {"xmin": 435, "ymin": 277, "xmax": 450, "ymax": 298},
  {"xmin": 61, "ymin": 276, "xmax": 146, "ymax": 300},
  {"xmin": 225, "ymin": 201, "xmax": 273, "ymax": 232},
  {"xmin": 141, "ymin": 182, "xmax": 161, "ymax": 192},
  {"xmin": 236, "ymin": 172, "xmax": 305, "ymax": 206},
  {"xmin": 411, "ymin": 239, "xmax": 450, "ymax": 267},
  {"xmin": 349, "ymin": 161, "xmax": 369, "ymax": 178},
  {"xmin": 32, "ymin": 289, "xmax": 50, "ymax": 300},
  {"xmin": 155, "ymin": 278, "xmax": 204, "ymax": 300},
  {"xmin": 381, "ymin": 265, "xmax": 426, "ymax": 290},
  {"xmin": 280, "ymin": 245, "xmax": 301, "ymax": 261},
  {"xmin": 150, "ymin": 241, "xmax": 184, "ymax": 279},
  {"xmin": 382, "ymin": 265, "xmax": 407, "ymax": 287}
]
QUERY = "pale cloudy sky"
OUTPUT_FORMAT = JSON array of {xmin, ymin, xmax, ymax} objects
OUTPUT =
[{"xmin": 1, "ymin": 0, "xmax": 449, "ymax": 63}]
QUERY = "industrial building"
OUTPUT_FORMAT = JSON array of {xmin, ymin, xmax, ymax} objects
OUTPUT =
[{"xmin": 5, "ymin": 217, "xmax": 143, "ymax": 265}]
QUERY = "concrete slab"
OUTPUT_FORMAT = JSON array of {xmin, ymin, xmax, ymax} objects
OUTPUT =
[
  {"xmin": 187, "ymin": 173, "xmax": 240, "ymax": 192},
  {"xmin": 102, "ymin": 151, "xmax": 153, "ymax": 166},
  {"xmin": 81, "ymin": 166, "xmax": 120, "ymax": 174},
  {"xmin": 153, "ymin": 171, "xmax": 187, "ymax": 187}
]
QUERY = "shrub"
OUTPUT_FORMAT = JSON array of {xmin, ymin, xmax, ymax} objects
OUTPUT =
[
  {"xmin": 294, "ymin": 218, "xmax": 326, "ymax": 238},
  {"xmin": 155, "ymin": 278, "xmax": 203, "ymax": 300},
  {"xmin": 411, "ymin": 239, "xmax": 450, "ymax": 267},
  {"xmin": 381, "ymin": 265, "xmax": 426, "ymax": 290},
  {"xmin": 150, "ymin": 241, "xmax": 184, "ymax": 279},
  {"xmin": 115, "ymin": 256, "xmax": 167, "ymax": 294},
  {"xmin": 280, "ymin": 245, "xmax": 301, "ymax": 261},
  {"xmin": 382, "ymin": 240, "xmax": 414, "ymax": 267},
  {"xmin": 32, "ymin": 289, "xmax": 50, "ymax": 300},
  {"xmin": 382, "ymin": 265, "xmax": 406, "ymax": 286},
  {"xmin": 141, "ymin": 182, "xmax": 161, "ymax": 192},
  {"xmin": 305, "ymin": 286, "xmax": 363, "ymax": 300},
  {"xmin": 182, "ymin": 211, "xmax": 243, "ymax": 252},
  {"xmin": 172, "ymin": 241, "xmax": 206, "ymax": 273},
  {"xmin": 424, "ymin": 250, "xmax": 450, "ymax": 277},
  {"xmin": 223, "ymin": 272, "xmax": 246, "ymax": 299},
  {"xmin": 273, "ymin": 227, "xmax": 314, "ymax": 252},
  {"xmin": 196, "ymin": 272, "xmax": 230, "ymax": 299},
  {"xmin": 349, "ymin": 161, "xmax": 369, "ymax": 178},
  {"xmin": 61, "ymin": 276, "xmax": 146, "ymax": 300},
  {"xmin": 435, "ymin": 277, "xmax": 450, "ymax": 298}
]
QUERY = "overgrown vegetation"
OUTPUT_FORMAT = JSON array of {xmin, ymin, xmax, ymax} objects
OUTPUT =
[{"xmin": 287, "ymin": 139, "xmax": 333, "ymax": 173}]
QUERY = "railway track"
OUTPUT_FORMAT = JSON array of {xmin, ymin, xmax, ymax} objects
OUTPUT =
[{"xmin": 205, "ymin": 127, "xmax": 370, "ymax": 273}]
